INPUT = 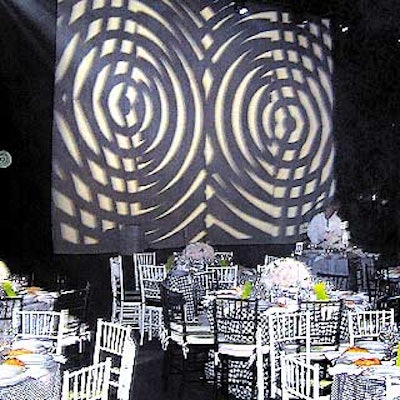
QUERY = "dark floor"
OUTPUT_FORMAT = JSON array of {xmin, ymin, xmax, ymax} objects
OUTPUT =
[
  {"xmin": 131, "ymin": 336, "xmax": 214, "ymax": 400},
  {"xmin": 64, "ymin": 332, "xmax": 214, "ymax": 400}
]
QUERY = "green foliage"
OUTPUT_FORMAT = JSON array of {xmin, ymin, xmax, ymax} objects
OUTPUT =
[
  {"xmin": 2, "ymin": 280, "xmax": 16, "ymax": 297},
  {"xmin": 313, "ymin": 281, "xmax": 329, "ymax": 301},
  {"xmin": 241, "ymin": 281, "xmax": 253, "ymax": 300},
  {"xmin": 219, "ymin": 258, "xmax": 229, "ymax": 267},
  {"xmin": 165, "ymin": 255, "xmax": 175, "ymax": 272}
]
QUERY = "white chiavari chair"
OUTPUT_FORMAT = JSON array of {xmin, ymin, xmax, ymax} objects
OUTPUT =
[
  {"xmin": 268, "ymin": 310, "xmax": 311, "ymax": 399},
  {"xmin": 12, "ymin": 309, "xmax": 75, "ymax": 357},
  {"xmin": 109, "ymin": 256, "xmax": 141, "ymax": 329},
  {"xmin": 93, "ymin": 319, "xmax": 136, "ymax": 400},
  {"xmin": 281, "ymin": 353, "xmax": 327, "ymax": 400},
  {"xmin": 348, "ymin": 309, "xmax": 395, "ymax": 346},
  {"xmin": 61, "ymin": 357, "xmax": 112, "ymax": 400},
  {"xmin": 138, "ymin": 264, "xmax": 166, "ymax": 345},
  {"xmin": 133, "ymin": 252, "xmax": 156, "ymax": 290},
  {"xmin": 206, "ymin": 264, "xmax": 238, "ymax": 290}
]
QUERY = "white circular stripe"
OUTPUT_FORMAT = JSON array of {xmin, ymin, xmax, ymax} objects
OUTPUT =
[{"xmin": 0, "ymin": 150, "xmax": 12, "ymax": 168}]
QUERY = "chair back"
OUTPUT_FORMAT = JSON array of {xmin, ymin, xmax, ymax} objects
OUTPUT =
[
  {"xmin": 0, "ymin": 296, "xmax": 22, "ymax": 332},
  {"xmin": 139, "ymin": 265, "xmax": 166, "ymax": 304},
  {"xmin": 268, "ymin": 310, "xmax": 311, "ymax": 399},
  {"xmin": 213, "ymin": 251, "xmax": 234, "ymax": 262},
  {"xmin": 54, "ymin": 282, "xmax": 91, "ymax": 323},
  {"xmin": 299, "ymin": 299, "xmax": 343, "ymax": 348},
  {"xmin": 280, "ymin": 353, "xmax": 320, "ymax": 400},
  {"xmin": 110, "ymin": 255, "xmax": 124, "ymax": 301},
  {"xmin": 191, "ymin": 270, "xmax": 216, "ymax": 315},
  {"xmin": 133, "ymin": 252, "xmax": 156, "ymax": 290},
  {"xmin": 206, "ymin": 265, "xmax": 238, "ymax": 290},
  {"xmin": 212, "ymin": 297, "xmax": 258, "ymax": 345},
  {"xmin": 348, "ymin": 309, "xmax": 395, "ymax": 346},
  {"xmin": 264, "ymin": 255, "xmax": 279, "ymax": 266},
  {"xmin": 12, "ymin": 309, "xmax": 68, "ymax": 355},
  {"xmin": 93, "ymin": 319, "xmax": 135, "ymax": 400},
  {"xmin": 160, "ymin": 284, "xmax": 187, "ymax": 336},
  {"xmin": 93, "ymin": 319, "xmax": 132, "ymax": 358},
  {"xmin": 62, "ymin": 357, "xmax": 112, "ymax": 400}
]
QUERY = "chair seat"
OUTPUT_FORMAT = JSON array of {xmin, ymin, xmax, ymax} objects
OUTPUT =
[
  {"xmin": 171, "ymin": 331, "xmax": 214, "ymax": 345},
  {"xmin": 218, "ymin": 343, "xmax": 256, "ymax": 358},
  {"xmin": 145, "ymin": 298, "xmax": 162, "ymax": 308},
  {"xmin": 120, "ymin": 300, "xmax": 141, "ymax": 308},
  {"xmin": 170, "ymin": 322, "xmax": 211, "ymax": 334},
  {"xmin": 124, "ymin": 291, "xmax": 141, "ymax": 301}
]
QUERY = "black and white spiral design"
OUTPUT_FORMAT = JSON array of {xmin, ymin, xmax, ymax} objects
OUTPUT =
[{"xmin": 52, "ymin": 1, "xmax": 334, "ymax": 251}]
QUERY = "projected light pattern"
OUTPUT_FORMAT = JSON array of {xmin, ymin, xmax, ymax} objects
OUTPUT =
[{"xmin": 52, "ymin": 0, "xmax": 334, "ymax": 253}]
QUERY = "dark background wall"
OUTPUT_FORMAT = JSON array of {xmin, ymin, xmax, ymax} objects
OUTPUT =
[{"xmin": 1, "ymin": 1, "xmax": 399, "ymax": 267}]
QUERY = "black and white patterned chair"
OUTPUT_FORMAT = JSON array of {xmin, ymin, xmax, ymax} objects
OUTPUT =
[
  {"xmin": 212, "ymin": 297, "xmax": 262, "ymax": 400},
  {"xmin": 160, "ymin": 283, "xmax": 213, "ymax": 399}
]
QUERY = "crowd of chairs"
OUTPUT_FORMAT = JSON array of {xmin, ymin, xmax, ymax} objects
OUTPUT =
[
  {"xmin": 0, "ymin": 275, "xmax": 137, "ymax": 400},
  {"xmin": 61, "ymin": 318, "xmax": 136, "ymax": 400},
  {"xmin": 4, "ymin": 249, "xmax": 397, "ymax": 399},
  {"xmin": 105, "ymin": 249, "xmax": 400, "ymax": 400}
]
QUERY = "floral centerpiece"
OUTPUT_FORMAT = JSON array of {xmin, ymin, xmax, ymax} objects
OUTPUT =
[
  {"xmin": 0, "ymin": 260, "xmax": 10, "ymax": 282},
  {"xmin": 0, "ymin": 260, "xmax": 16, "ymax": 297},
  {"xmin": 184, "ymin": 242, "xmax": 214, "ymax": 261},
  {"xmin": 262, "ymin": 257, "xmax": 311, "ymax": 288}
]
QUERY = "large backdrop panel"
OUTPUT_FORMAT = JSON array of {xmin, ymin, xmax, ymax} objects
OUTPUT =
[{"xmin": 52, "ymin": 0, "xmax": 334, "ymax": 253}]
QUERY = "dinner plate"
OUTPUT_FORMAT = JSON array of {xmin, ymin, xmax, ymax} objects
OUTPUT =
[
  {"xmin": 16, "ymin": 353, "xmax": 53, "ymax": 365},
  {"xmin": 12, "ymin": 339, "xmax": 53, "ymax": 351},
  {"xmin": 368, "ymin": 366, "xmax": 400, "ymax": 376},
  {"xmin": 0, "ymin": 364, "xmax": 24, "ymax": 379},
  {"xmin": 355, "ymin": 341, "xmax": 387, "ymax": 352},
  {"xmin": 0, "ymin": 372, "xmax": 28, "ymax": 387},
  {"xmin": 342, "ymin": 352, "xmax": 385, "ymax": 362}
]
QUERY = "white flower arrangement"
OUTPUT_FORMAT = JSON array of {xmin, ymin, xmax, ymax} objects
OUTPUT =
[
  {"xmin": 184, "ymin": 242, "xmax": 214, "ymax": 261},
  {"xmin": 0, "ymin": 260, "xmax": 10, "ymax": 282},
  {"xmin": 262, "ymin": 257, "xmax": 311, "ymax": 288}
]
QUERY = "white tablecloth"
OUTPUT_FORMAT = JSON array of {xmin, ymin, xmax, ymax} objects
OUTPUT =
[{"xmin": 0, "ymin": 356, "xmax": 61, "ymax": 400}]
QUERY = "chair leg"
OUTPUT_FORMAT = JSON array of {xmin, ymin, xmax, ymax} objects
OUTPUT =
[
  {"xmin": 148, "ymin": 309, "xmax": 153, "ymax": 342},
  {"xmin": 213, "ymin": 356, "xmax": 219, "ymax": 400},
  {"xmin": 140, "ymin": 305, "xmax": 146, "ymax": 346},
  {"xmin": 162, "ymin": 347, "xmax": 170, "ymax": 391},
  {"xmin": 178, "ymin": 355, "xmax": 186, "ymax": 399}
]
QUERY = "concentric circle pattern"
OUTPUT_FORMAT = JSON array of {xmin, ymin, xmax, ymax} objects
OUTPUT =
[
  {"xmin": 0, "ymin": 150, "xmax": 12, "ymax": 168},
  {"xmin": 52, "ymin": 0, "xmax": 334, "ymax": 253}
]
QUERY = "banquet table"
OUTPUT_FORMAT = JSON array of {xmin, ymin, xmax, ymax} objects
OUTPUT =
[
  {"xmin": 21, "ymin": 290, "xmax": 59, "ymax": 311},
  {"xmin": 0, "ymin": 339, "xmax": 61, "ymax": 400},
  {"xmin": 329, "ymin": 359, "xmax": 400, "ymax": 400}
]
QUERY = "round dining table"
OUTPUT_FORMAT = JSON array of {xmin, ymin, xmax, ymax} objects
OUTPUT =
[
  {"xmin": 0, "ymin": 362, "xmax": 61, "ymax": 400},
  {"xmin": 0, "ymin": 339, "xmax": 61, "ymax": 400}
]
